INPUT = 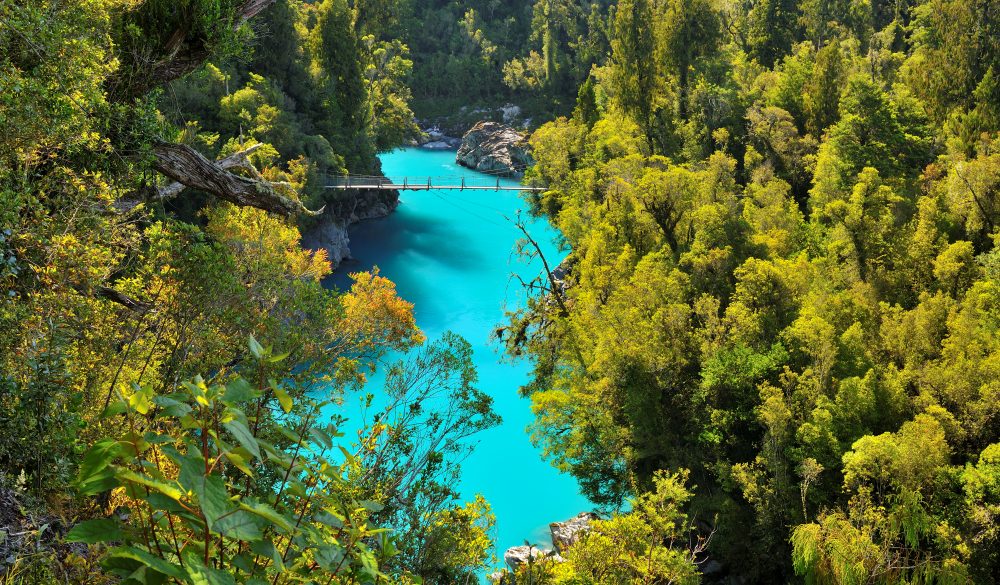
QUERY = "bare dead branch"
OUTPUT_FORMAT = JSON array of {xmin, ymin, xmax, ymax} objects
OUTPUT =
[{"xmin": 146, "ymin": 142, "xmax": 321, "ymax": 217}]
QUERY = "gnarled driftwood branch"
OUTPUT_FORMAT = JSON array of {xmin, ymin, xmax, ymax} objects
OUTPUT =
[{"xmin": 118, "ymin": 143, "xmax": 318, "ymax": 217}]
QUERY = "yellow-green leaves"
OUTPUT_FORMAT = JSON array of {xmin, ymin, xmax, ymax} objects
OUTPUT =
[{"xmin": 273, "ymin": 386, "xmax": 294, "ymax": 414}]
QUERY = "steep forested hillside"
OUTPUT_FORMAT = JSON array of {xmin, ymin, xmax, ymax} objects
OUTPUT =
[
  {"xmin": 0, "ymin": 1, "xmax": 495, "ymax": 583},
  {"xmin": 397, "ymin": 0, "xmax": 614, "ymax": 122},
  {"xmin": 161, "ymin": 0, "xmax": 419, "ymax": 214},
  {"xmin": 507, "ymin": 0, "xmax": 1000, "ymax": 582}
]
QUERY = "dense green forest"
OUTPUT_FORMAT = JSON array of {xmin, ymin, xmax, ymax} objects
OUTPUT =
[
  {"xmin": 3, "ymin": 0, "xmax": 1000, "ymax": 584},
  {"xmin": 397, "ymin": 0, "xmax": 614, "ymax": 121},
  {"xmin": 507, "ymin": 0, "xmax": 1000, "ymax": 582}
]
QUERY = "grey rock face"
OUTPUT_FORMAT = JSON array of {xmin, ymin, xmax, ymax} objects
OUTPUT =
[
  {"xmin": 456, "ymin": 121, "xmax": 532, "ymax": 178},
  {"xmin": 421, "ymin": 140, "xmax": 454, "ymax": 150},
  {"xmin": 301, "ymin": 217, "xmax": 352, "ymax": 265},
  {"xmin": 549, "ymin": 512, "xmax": 599, "ymax": 554},
  {"xmin": 302, "ymin": 186, "xmax": 399, "ymax": 269}
]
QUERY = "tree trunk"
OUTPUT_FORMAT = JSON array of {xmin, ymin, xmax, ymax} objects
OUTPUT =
[{"xmin": 148, "ymin": 142, "xmax": 320, "ymax": 217}]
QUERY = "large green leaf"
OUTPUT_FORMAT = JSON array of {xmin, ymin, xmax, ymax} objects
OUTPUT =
[
  {"xmin": 223, "ymin": 449, "xmax": 255, "ymax": 478},
  {"xmin": 186, "ymin": 561, "xmax": 237, "ymax": 585},
  {"xmin": 76, "ymin": 439, "xmax": 124, "ymax": 493},
  {"xmin": 248, "ymin": 336, "xmax": 264, "ymax": 360},
  {"xmin": 273, "ymin": 387, "xmax": 293, "ymax": 414},
  {"xmin": 178, "ymin": 455, "xmax": 232, "ymax": 529},
  {"xmin": 117, "ymin": 469, "xmax": 183, "ymax": 501},
  {"xmin": 250, "ymin": 540, "xmax": 284, "ymax": 573},
  {"xmin": 106, "ymin": 547, "xmax": 186, "ymax": 580},
  {"xmin": 360, "ymin": 500, "xmax": 385, "ymax": 513},
  {"xmin": 152, "ymin": 395, "xmax": 192, "ymax": 418},
  {"xmin": 65, "ymin": 518, "xmax": 122, "ymax": 543},
  {"xmin": 222, "ymin": 377, "xmax": 259, "ymax": 404},
  {"xmin": 240, "ymin": 501, "xmax": 295, "ymax": 533},
  {"xmin": 309, "ymin": 427, "xmax": 334, "ymax": 450},
  {"xmin": 213, "ymin": 509, "xmax": 265, "ymax": 541},
  {"xmin": 223, "ymin": 419, "xmax": 260, "ymax": 460},
  {"xmin": 313, "ymin": 545, "xmax": 346, "ymax": 571},
  {"xmin": 128, "ymin": 384, "xmax": 155, "ymax": 415},
  {"xmin": 77, "ymin": 468, "xmax": 119, "ymax": 497}
]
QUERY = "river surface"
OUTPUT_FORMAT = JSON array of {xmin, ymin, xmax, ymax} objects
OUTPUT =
[{"xmin": 328, "ymin": 147, "xmax": 591, "ymax": 560}]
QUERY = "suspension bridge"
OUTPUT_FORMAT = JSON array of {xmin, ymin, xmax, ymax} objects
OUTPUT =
[{"xmin": 324, "ymin": 172, "xmax": 547, "ymax": 192}]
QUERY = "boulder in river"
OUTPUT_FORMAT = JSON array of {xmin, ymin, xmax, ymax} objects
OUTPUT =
[
  {"xmin": 421, "ymin": 140, "xmax": 454, "ymax": 150},
  {"xmin": 549, "ymin": 512, "xmax": 599, "ymax": 554},
  {"xmin": 456, "ymin": 121, "xmax": 532, "ymax": 178}
]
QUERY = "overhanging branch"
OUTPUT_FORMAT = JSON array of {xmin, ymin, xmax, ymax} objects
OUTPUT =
[{"xmin": 147, "ymin": 142, "xmax": 321, "ymax": 217}]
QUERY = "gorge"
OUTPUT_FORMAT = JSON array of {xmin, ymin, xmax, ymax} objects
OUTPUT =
[{"xmin": 327, "ymin": 146, "xmax": 592, "ymax": 558}]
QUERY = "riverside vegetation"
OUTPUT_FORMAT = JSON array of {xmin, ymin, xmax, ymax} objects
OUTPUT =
[{"xmin": 2, "ymin": 0, "xmax": 1000, "ymax": 584}]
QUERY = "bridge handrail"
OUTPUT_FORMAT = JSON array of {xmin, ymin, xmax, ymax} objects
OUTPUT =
[{"xmin": 323, "ymin": 171, "xmax": 548, "ymax": 191}]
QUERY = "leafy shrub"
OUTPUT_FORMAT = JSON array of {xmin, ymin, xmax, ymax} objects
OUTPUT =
[{"xmin": 68, "ymin": 338, "xmax": 415, "ymax": 584}]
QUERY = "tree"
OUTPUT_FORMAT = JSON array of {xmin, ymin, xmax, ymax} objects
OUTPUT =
[
  {"xmin": 792, "ymin": 414, "xmax": 969, "ymax": 583},
  {"xmin": 542, "ymin": 470, "xmax": 705, "ymax": 585},
  {"xmin": 609, "ymin": 0, "xmax": 656, "ymax": 128},
  {"xmin": 658, "ymin": 0, "xmax": 722, "ymax": 119},
  {"xmin": 311, "ymin": 0, "xmax": 375, "ymax": 171},
  {"xmin": 746, "ymin": 0, "xmax": 800, "ymax": 67}
]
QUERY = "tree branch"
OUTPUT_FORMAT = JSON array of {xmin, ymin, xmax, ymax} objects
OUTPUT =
[
  {"xmin": 96, "ymin": 286, "xmax": 152, "ymax": 313},
  {"xmin": 109, "ymin": 0, "xmax": 278, "ymax": 102},
  {"xmin": 144, "ymin": 142, "xmax": 321, "ymax": 217},
  {"xmin": 154, "ymin": 143, "xmax": 265, "ymax": 201}
]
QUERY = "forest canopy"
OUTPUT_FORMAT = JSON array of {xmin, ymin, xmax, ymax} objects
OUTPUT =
[
  {"xmin": 3, "ymin": 0, "xmax": 1000, "ymax": 584},
  {"xmin": 503, "ymin": 0, "xmax": 1000, "ymax": 582}
]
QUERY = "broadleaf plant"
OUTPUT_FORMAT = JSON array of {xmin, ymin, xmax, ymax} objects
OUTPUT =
[{"xmin": 69, "ymin": 339, "xmax": 416, "ymax": 585}]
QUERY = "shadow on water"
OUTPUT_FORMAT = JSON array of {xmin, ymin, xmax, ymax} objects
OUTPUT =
[{"xmin": 327, "ymin": 200, "xmax": 491, "ymax": 293}]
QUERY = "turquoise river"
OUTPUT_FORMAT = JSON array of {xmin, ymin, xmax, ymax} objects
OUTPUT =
[{"xmin": 328, "ymin": 147, "xmax": 591, "ymax": 560}]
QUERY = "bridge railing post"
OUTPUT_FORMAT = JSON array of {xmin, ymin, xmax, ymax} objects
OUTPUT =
[
  {"xmin": 403, "ymin": 177, "xmax": 407, "ymax": 189},
  {"xmin": 496, "ymin": 177, "xmax": 500, "ymax": 191},
  {"xmin": 461, "ymin": 177, "xmax": 465, "ymax": 191},
  {"xmin": 428, "ymin": 177, "xmax": 432, "ymax": 190}
]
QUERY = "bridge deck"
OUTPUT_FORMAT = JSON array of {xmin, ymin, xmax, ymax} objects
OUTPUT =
[
  {"xmin": 325, "ymin": 174, "xmax": 546, "ymax": 192},
  {"xmin": 325, "ymin": 183, "xmax": 545, "ymax": 192}
]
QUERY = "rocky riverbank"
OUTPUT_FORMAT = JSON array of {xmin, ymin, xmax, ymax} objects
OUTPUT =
[
  {"xmin": 301, "ymin": 185, "xmax": 399, "ymax": 269},
  {"xmin": 490, "ymin": 512, "xmax": 599, "ymax": 583},
  {"xmin": 417, "ymin": 103, "xmax": 530, "ymax": 140}
]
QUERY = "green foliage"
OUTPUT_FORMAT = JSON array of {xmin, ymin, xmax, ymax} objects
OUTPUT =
[
  {"xmin": 511, "ymin": 0, "xmax": 1000, "ymax": 579},
  {"xmin": 505, "ymin": 470, "xmax": 703, "ymax": 585},
  {"xmin": 70, "ymin": 344, "xmax": 412, "ymax": 584},
  {"xmin": 0, "ymin": 2, "xmax": 492, "ymax": 583},
  {"xmin": 8, "ymin": 0, "xmax": 1000, "ymax": 582}
]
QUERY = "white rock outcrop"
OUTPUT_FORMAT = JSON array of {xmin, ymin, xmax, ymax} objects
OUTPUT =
[
  {"xmin": 503, "ymin": 545, "xmax": 562, "ymax": 572},
  {"xmin": 549, "ymin": 512, "xmax": 599, "ymax": 554}
]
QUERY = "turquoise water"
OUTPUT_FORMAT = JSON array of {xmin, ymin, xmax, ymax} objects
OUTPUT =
[{"xmin": 328, "ymin": 147, "xmax": 591, "ymax": 560}]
